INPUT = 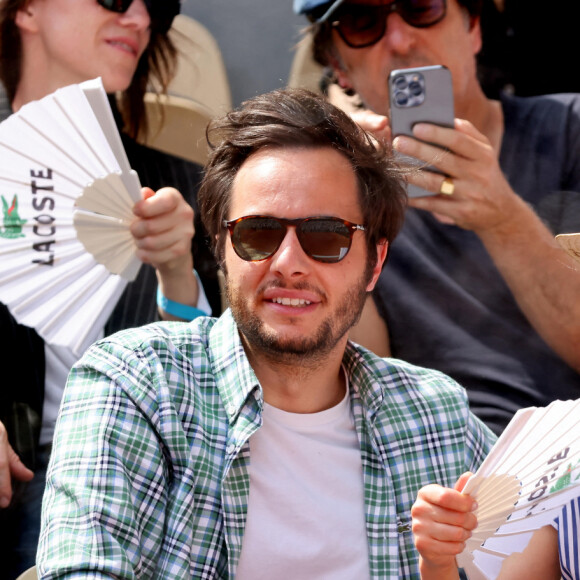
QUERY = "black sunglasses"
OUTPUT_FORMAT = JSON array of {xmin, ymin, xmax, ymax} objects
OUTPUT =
[
  {"xmin": 97, "ymin": 0, "xmax": 180, "ymax": 33},
  {"xmin": 328, "ymin": 0, "xmax": 447, "ymax": 48},
  {"xmin": 223, "ymin": 215, "xmax": 366, "ymax": 263}
]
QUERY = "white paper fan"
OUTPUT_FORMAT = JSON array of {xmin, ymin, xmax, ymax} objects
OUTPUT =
[
  {"xmin": 457, "ymin": 398, "xmax": 580, "ymax": 580},
  {"xmin": 556, "ymin": 233, "xmax": 580, "ymax": 264},
  {"xmin": 0, "ymin": 78, "xmax": 142, "ymax": 355}
]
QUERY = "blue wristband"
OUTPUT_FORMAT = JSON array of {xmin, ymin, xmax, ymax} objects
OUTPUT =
[{"xmin": 156, "ymin": 287, "xmax": 206, "ymax": 321}]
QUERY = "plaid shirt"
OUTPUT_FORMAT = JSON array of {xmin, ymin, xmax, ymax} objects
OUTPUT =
[{"xmin": 38, "ymin": 310, "xmax": 496, "ymax": 579}]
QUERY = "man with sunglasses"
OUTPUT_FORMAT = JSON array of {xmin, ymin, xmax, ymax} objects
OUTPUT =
[
  {"xmin": 37, "ymin": 88, "xmax": 496, "ymax": 578},
  {"xmin": 0, "ymin": 0, "xmax": 220, "ymax": 576},
  {"xmin": 295, "ymin": 0, "xmax": 580, "ymax": 436}
]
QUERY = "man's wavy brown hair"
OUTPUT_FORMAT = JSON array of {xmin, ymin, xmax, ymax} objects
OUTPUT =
[{"xmin": 198, "ymin": 87, "xmax": 407, "ymax": 269}]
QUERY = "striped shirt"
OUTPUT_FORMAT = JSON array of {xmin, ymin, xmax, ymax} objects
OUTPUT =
[
  {"xmin": 555, "ymin": 497, "xmax": 580, "ymax": 580},
  {"xmin": 38, "ymin": 310, "xmax": 496, "ymax": 579}
]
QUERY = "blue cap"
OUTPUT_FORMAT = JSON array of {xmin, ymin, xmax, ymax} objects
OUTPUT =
[{"xmin": 293, "ymin": 0, "xmax": 346, "ymax": 22}]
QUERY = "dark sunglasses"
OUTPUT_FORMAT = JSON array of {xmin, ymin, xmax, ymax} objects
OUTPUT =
[
  {"xmin": 223, "ymin": 215, "xmax": 366, "ymax": 263},
  {"xmin": 97, "ymin": 0, "xmax": 180, "ymax": 33},
  {"xmin": 328, "ymin": 0, "xmax": 447, "ymax": 48}
]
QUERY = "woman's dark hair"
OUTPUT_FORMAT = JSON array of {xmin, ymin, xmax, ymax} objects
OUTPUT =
[
  {"xmin": 0, "ymin": 0, "xmax": 178, "ymax": 139},
  {"xmin": 198, "ymin": 87, "xmax": 407, "ymax": 268}
]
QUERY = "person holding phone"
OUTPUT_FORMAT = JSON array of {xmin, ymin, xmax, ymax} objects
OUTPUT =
[
  {"xmin": 294, "ymin": 0, "xmax": 580, "ymax": 436},
  {"xmin": 0, "ymin": 0, "xmax": 219, "ymax": 576}
]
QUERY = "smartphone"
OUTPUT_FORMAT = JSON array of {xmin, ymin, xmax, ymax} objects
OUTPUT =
[{"xmin": 389, "ymin": 65, "xmax": 454, "ymax": 197}]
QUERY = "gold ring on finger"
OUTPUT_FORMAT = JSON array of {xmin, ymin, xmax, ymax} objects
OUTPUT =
[{"xmin": 439, "ymin": 177, "xmax": 455, "ymax": 196}]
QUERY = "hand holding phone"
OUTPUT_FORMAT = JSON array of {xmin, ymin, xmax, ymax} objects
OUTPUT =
[{"xmin": 389, "ymin": 65, "xmax": 454, "ymax": 197}]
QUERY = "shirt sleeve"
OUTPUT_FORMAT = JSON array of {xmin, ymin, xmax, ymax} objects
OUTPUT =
[
  {"xmin": 37, "ymin": 342, "xmax": 172, "ymax": 578},
  {"xmin": 463, "ymin": 408, "xmax": 498, "ymax": 474}
]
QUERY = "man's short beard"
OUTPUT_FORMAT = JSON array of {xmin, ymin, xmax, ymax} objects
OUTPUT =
[{"xmin": 225, "ymin": 259, "xmax": 374, "ymax": 366}]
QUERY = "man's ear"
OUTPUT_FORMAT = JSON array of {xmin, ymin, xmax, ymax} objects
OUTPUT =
[
  {"xmin": 15, "ymin": 1, "xmax": 40, "ymax": 34},
  {"xmin": 366, "ymin": 240, "xmax": 388, "ymax": 292},
  {"xmin": 327, "ymin": 53, "xmax": 354, "ymax": 92},
  {"xmin": 468, "ymin": 14, "xmax": 482, "ymax": 56}
]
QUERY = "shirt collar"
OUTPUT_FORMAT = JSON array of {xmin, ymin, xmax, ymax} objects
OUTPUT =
[
  {"xmin": 208, "ymin": 311, "xmax": 393, "ymax": 423},
  {"xmin": 208, "ymin": 309, "xmax": 262, "ymax": 424},
  {"xmin": 342, "ymin": 341, "xmax": 395, "ymax": 415}
]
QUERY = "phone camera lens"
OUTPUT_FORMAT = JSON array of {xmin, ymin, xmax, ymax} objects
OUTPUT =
[
  {"xmin": 393, "ymin": 76, "xmax": 407, "ymax": 90},
  {"xmin": 408, "ymin": 80, "xmax": 423, "ymax": 96},
  {"xmin": 394, "ymin": 91, "xmax": 408, "ymax": 106}
]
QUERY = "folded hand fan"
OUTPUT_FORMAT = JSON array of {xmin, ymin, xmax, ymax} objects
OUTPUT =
[
  {"xmin": 457, "ymin": 398, "xmax": 580, "ymax": 579},
  {"xmin": 556, "ymin": 233, "xmax": 580, "ymax": 264},
  {"xmin": 0, "ymin": 78, "xmax": 142, "ymax": 355}
]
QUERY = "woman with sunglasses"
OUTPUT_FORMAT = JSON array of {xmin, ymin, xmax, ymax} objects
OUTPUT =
[{"xmin": 0, "ymin": 0, "xmax": 219, "ymax": 576}]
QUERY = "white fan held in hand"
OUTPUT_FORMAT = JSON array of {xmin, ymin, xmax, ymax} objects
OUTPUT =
[
  {"xmin": 0, "ymin": 78, "xmax": 142, "ymax": 355},
  {"xmin": 456, "ymin": 398, "xmax": 580, "ymax": 580}
]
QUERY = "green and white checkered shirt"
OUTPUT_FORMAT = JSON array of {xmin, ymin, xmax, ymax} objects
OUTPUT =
[{"xmin": 38, "ymin": 309, "xmax": 496, "ymax": 579}]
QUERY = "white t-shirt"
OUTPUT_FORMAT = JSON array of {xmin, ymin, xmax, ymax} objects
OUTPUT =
[{"xmin": 236, "ymin": 380, "xmax": 370, "ymax": 579}]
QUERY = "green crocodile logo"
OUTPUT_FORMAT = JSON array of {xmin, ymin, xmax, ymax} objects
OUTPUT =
[
  {"xmin": 550, "ymin": 458, "xmax": 580, "ymax": 493},
  {"xmin": 0, "ymin": 195, "xmax": 27, "ymax": 239}
]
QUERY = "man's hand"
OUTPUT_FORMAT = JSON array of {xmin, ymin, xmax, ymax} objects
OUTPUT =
[
  {"xmin": 354, "ymin": 113, "xmax": 580, "ymax": 368},
  {"xmin": 349, "ymin": 110, "xmax": 392, "ymax": 147},
  {"xmin": 0, "ymin": 420, "xmax": 34, "ymax": 508},
  {"xmin": 394, "ymin": 119, "xmax": 524, "ymax": 233},
  {"xmin": 411, "ymin": 472, "xmax": 476, "ymax": 580},
  {"xmin": 350, "ymin": 113, "xmax": 525, "ymax": 235}
]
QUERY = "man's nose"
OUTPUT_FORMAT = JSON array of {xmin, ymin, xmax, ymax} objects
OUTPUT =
[
  {"xmin": 269, "ymin": 228, "xmax": 312, "ymax": 278},
  {"xmin": 380, "ymin": 11, "xmax": 417, "ymax": 55}
]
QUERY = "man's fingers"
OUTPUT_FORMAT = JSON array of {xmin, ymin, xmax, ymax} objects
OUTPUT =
[
  {"xmin": 413, "ymin": 509, "xmax": 475, "ymax": 541},
  {"xmin": 411, "ymin": 120, "xmax": 494, "ymax": 167},
  {"xmin": 0, "ymin": 422, "xmax": 34, "ymax": 507},
  {"xmin": 350, "ymin": 110, "xmax": 392, "ymax": 144},
  {"xmin": 133, "ymin": 187, "xmax": 185, "ymax": 219},
  {"xmin": 412, "ymin": 482, "xmax": 478, "ymax": 567},
  {"xmin": 413, "ymin": 497, "xmax": 477, "ymax": 531},
  {"xmin": 139, "ymin": 186, "xmax": 156, "ymax": 202},
  {"xmin": 414, "ymin": 521, "xmax": 471, "ymax": 556},
  {"xmin": 0, "ymin": 424, "xmax": 12, "ymax": 506},
  {"xmin": 413, "ymin": 484, "xmax": 478, "ymax": 529},
  {"xmin": 131, "ymin": 207, "xmax": 194, "ymax": 240},
  {"xmin": 7, "ymin": 446, "xmax": 34, "ymax": 482},
  {"xmin": 454, "ymin": 471, "xmax": 473, "ymax": 493},
  {"xmin": 350, "ymin": 109, "xmax": 388, "ymax": 132}
]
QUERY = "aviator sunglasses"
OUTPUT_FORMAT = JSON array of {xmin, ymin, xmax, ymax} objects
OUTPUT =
[
  {"xmin": 97, "ymin": 0, "xmax": 180, "ymax": 33},
  {"xmin": 324, "ymin": 0, "xmax": 447, "ymax": 48},
  {"xmin": 223, "ymin": 216, "xmax": 366, "ymax": 264}
]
